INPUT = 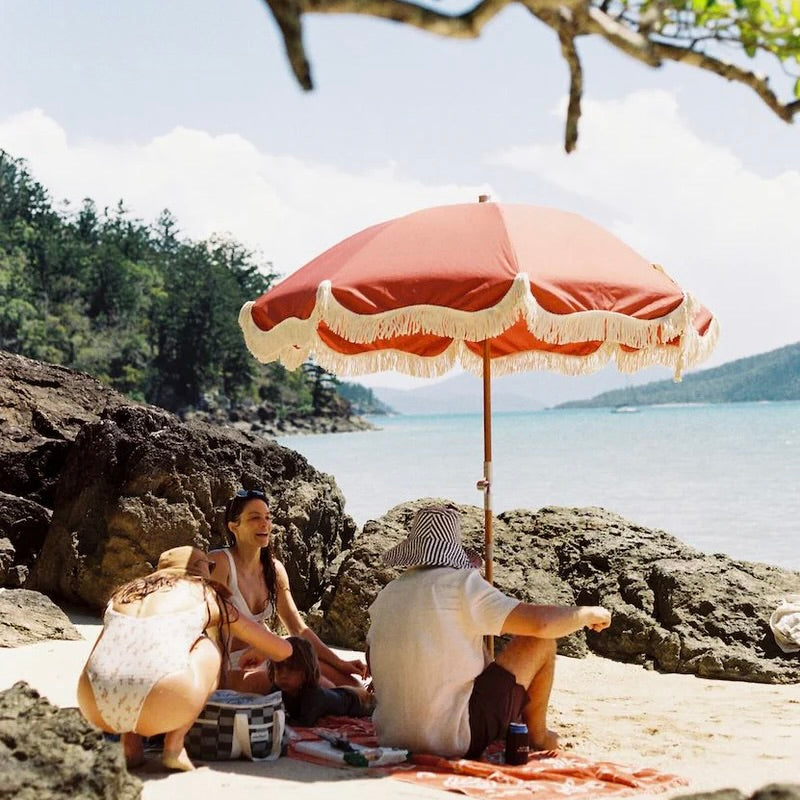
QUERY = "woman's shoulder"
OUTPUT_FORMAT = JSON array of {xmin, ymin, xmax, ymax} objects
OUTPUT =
[{"xmin": 209, "ymin": 549, "xmax": 231, "ymax": 576}]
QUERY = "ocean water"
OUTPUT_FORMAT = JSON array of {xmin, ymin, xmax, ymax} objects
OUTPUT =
[{"xmin": 278, "ymin": 402, "xmax": 800, "ymax": 571}]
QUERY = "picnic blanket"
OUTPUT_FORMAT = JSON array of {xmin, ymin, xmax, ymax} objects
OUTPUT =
[{"xmin": 287, "ymin": 717, "xmax": 687, "ymax": 800}]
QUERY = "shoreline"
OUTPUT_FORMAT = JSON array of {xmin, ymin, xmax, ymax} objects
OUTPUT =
[{"xmin": 2, "ymin": 609, "xmax": 798, "ymax": 800}]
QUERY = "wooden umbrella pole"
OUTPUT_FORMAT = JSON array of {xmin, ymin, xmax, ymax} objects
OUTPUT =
[
  {"xmin": 481, "ymin": 338, "xmax": 494, "ymax": 659},
  {"xmin": 482, "ymin": 338, "xmax": 493, "ymax": 586}
]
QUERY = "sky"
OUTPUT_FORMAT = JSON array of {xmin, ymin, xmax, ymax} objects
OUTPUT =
[{"xmin": 1, "ymin": 0, "xmax": 799, "ymax": 388}]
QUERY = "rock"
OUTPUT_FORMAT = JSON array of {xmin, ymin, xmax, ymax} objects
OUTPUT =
[
  {"xmin": 0, "ymin": 681, "xmax": 141, "ymax": 800},
  {"xmin": 321, "ymin": 501, "xmax": 800, "ymax": 683},
  {"xmin": 318, "ymin": 498, "xmax": 585, "ymax": 657},
  {"xmin": 0, "ymin": 589, "xmax": 82, "ymax": 647},
  {"xmin": 29, "ymin": 404, "xmax": 356, "ymax": 610},
  {"xmin": 671, "ymin": 786, "xmax": 800, "ymax": 800},
  {"xmin": 499, "ymin": 506, "xmax": 800, "ymax": 683},
  {"xmin": 0, "ymin": 351, "xmax": 128, "ymax": 506},
  {"xmin": 0, "ymin": 492, "xmax": 52, "ymax": 587}
]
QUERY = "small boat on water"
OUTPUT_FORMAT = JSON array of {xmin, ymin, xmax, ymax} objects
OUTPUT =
[{"xmin": 611, "ymin": 405, "xmax": 640, "ymax": 413}]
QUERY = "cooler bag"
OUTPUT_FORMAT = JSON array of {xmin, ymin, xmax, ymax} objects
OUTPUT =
[{"xmin": 185, "ymin": 689, "xmax": 285, "ymax": 761}]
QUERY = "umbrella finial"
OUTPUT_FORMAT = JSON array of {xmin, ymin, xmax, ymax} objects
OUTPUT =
[{"xmin": 478, "ymin": 194, "xmax": 491, "ymax": 203}]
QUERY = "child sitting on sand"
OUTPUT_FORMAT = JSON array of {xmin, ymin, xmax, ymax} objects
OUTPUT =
[{"xmin": 268, "ymin": 636, "xmax": 374, "ymax": 726}]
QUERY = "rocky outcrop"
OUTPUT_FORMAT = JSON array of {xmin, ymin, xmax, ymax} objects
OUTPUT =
[
  {"xmin": 0, "ymin": 351, "xmax": 129, "ymax": 506},
  {"xmin": 1, "ymin": 351, "xmax": 356, "ymax": 610},
  {"xmin": 672, "ymin": 786, "xmax": 800, "ymax": 800},
  {"xmin": 0, "ymin": 681, "xmax": 141, "ymax": 800},
  {"xmin": 0, "ymin": 589, "xmax": 82, "ymax": 647},
  {"xmin": 28, "ymin": 403, "xmax": 355, "ymax": 609},
  {"xmin": 317, "ymin": 499, "xmax": 585, "ymax": 655},
  {"xmin": 184, "ymin": 397, "xmax": 375, "ymax": 437},
  {"xmin": 0, "ymin": 492, "xmax": 51, "ymax": 586},
  {"xmin": 320, "ymin": 501, "xmax": 800, "ymax": 684}
]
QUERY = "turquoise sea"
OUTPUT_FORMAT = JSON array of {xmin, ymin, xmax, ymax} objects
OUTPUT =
[{"xmin": 278, "ymin": 402, "xmax": 800, "ymax": 571}]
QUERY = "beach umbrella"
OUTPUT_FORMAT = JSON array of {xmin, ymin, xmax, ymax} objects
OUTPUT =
[{"xmin": 239, "ymin": 200, "xmax": 718, "ymax": 588}]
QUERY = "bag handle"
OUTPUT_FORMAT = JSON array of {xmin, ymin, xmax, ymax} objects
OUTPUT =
[{"xmin": 239, "ymin": 707, "xmax": 286, "ymax": 762}]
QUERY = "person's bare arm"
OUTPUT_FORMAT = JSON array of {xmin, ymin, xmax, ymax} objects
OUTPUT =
[
  {"xmin": 501, "ymin": 603, "xmax": 611, "ymax": 639},
  {"xmin": 274, "ymin": 559, "xmax": 367, "ymax": 678},
  {"xmin": 229, "ymin": 612, "xmax": 292, "ymax": 662}
]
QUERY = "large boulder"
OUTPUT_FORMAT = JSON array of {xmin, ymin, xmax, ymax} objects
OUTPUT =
[
  {"xmin": 318, "ymin": 499, "xmax": 585, "ymax": 656},
  {"xmin": 29, "ymin": 403, "xmax": 356, "ymax": 610},
  {"xmin": 0, "ymin": 589, "xmax": 82, "ymax": 647},
  {"xmin": 0, "ymin": 350, "xmax": 128, "ymax": 506},
  {"xmin": 0, "ymin": 681, "xmax": 141, "ymax": 800},
  {"xmin": 0, "ymin": 492, "xmax": 52, "ymax": 586},
  {"xmin": 321, "ymin": 501, "xmax": 800, "ymax": 683}
]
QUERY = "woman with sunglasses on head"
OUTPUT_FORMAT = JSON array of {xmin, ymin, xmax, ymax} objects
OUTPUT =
[
  {"xmin": 210, "ymin": 489, "xmax": 368, "ymax": 694},
  {"xmin": 77, "ymin": 545, "xmax": 292, "ymax": 772}
]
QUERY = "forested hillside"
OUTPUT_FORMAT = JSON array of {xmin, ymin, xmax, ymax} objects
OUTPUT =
[
  {"xmin": 0, "ymin": 150, "xmax": 385, "ymax": 421},
  {"xmin": 558, "ymin": 342, "xmax": 800, "ymax": 408}
]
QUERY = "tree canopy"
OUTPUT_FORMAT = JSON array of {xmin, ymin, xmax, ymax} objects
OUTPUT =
[
  {"xmin": 0, "ymin": 149, "xmax": 278, "ymax": 410},
  {"xmin": 261, "ymin": 0, "xmax": 800, "ymax": 151}
]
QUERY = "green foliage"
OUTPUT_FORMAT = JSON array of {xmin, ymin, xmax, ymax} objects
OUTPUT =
[
  {"xmin": 627, "ymin": 0, "xmax": 800, "ymax": 67},
  {"xmin": 0, "ymin": 149, "xmax": 376, "ymax": 419},
  {"xmin": 559, "ymin": 342, "xmax": 800, "ymax": 408},
  {"xmin": 0, "ymin": 149, "xmax": 288, "ymax": 410},
  {"xmin": 337, "ymin": 380, "xmax": 394, "ymax": 415}
]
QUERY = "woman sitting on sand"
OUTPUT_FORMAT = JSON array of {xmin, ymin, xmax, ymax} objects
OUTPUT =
[
  {"xmin": 77, "ymin": 545, "xmax": 292, "ymax": 771},
  {"xmin": 210, "ymin": 488, "xmax": 367, "ymax": 693}
]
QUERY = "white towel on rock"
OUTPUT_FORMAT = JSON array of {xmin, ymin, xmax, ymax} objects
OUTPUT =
[{"xmin": 769, "ymin": 594, "xmax": 800, "ymax": 654}]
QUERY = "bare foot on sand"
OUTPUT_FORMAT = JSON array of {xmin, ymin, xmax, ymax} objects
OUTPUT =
[
  {"xmin": 122, "ymin": 733, "xmax": 145, "ymax": 769},
  {"xmin": 531, "ymin": 730, "xmax": 560, "ymax": 752},
  {"xmin": 162, "ymin": 748, "xmax": 196, "ymax": 771}
]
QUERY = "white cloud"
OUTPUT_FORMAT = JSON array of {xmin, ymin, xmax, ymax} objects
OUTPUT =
[
  {"xmin": 0, "ymin": 109, "xmax": 488, "ymax": 277},
  {"xmin": 488, "ymin": 90, "xmax": 800, "ymax": 365}
]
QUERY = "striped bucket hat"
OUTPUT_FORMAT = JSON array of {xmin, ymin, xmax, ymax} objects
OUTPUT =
[{"xmin": 383, "ymin": 506, "xmax": 474, "ymax": 570}]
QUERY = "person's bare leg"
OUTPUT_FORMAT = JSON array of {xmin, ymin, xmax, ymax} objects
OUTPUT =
[
  {"xmin": 160, "ymin": 637, "xmax": 221, "ymax": 771},
  {"xmin": 495, "ymin": 636, "xmax": 559, "ymax": 751},
  {"xmin": 320, "ymin": 661, "xmax": 361, "ymax": 688},
  {"xmin": 122, "ymin": 733, "xmax": 145, "ymax": 768},
  {"xmin": 162, "ymin": 723, "xmax": 196, "ymax": 771}
]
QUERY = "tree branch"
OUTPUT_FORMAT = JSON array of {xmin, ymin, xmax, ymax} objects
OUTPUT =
[
  {"xmin": 257, "ymin": 0, "xmax": 800, "ymax": 151},
  {"xmin": 263, "ymin": 0, "xmax": 313, "ymax": 89},
  {"xmin": 555, "ymin": 10, "xmax": 584, "ymax": 153},
  {"xmin": 651, "ymin": 41, "xmax": 800, "ymax": 123}
]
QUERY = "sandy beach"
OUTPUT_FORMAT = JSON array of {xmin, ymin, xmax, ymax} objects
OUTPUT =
[{"xmin": 2, "ymin": 609, "xmax": 797, "ymax": 800}]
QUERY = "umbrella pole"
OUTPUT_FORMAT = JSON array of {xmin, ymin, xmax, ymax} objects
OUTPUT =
[
  {"xmin": 482, "ymin": 339, "xmax": 493, "ymax": 586},
  {"xmin": 481, "ymin": 339, "xmax": 495, "ymax": 659}
]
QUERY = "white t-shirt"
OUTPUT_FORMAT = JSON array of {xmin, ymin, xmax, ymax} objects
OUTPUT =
[{"xmin": 367, "ymin": 566, "xmax": 520, "ymax": 757}]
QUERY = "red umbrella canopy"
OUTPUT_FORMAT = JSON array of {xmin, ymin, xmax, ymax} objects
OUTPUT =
[{"xmin": 240, "ymin": 203, "xmax": 718, "ymax": 379}]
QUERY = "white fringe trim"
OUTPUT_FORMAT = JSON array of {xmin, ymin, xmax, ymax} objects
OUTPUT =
[{"xmin": 239, "ymin": 276, "xmax": 720, "ymax": 381}]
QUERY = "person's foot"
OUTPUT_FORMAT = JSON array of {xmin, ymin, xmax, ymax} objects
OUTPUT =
[
  {"xmin": 122, "ymin": 733, "xmax": 145, "ymax": 769},
  {"xmin": 162, "ymin": 748, "xmax": 196, "ymax": 771},
  {"xmin": 530, "ymin": 729, "xmax": 560, "ymax": 752}
]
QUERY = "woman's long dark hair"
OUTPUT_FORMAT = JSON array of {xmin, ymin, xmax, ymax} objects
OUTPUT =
[{"xmin": 225, "ymin": 492, "xmax": 279, "ymax": 627}]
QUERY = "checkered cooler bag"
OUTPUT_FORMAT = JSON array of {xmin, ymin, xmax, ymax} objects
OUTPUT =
[{"xmin": 185, "ymin": 689, "xmax": 285, "ymax": 761}]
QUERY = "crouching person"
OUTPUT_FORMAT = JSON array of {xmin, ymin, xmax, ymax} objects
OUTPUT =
[
  {"xmin": 77, "ymin": 546, "xmax": 292, "ymax": 771},
  {"xmin": 366, "ymin": 506, "xmax": 611, "ymax": 759}
]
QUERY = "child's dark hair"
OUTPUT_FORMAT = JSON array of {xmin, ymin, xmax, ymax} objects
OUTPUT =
[
  {"xmin": 268, "ymin": 635, "xmax": 319, "ymax": 690},
  {"xmin": 225, "ymin": 489, "xmax": 278, "ymax": 627}
]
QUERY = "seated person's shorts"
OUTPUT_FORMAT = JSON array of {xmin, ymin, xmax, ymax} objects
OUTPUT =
[{"xmin": 466, "ymin": 662, "xmax": 529, "ymax": 759}]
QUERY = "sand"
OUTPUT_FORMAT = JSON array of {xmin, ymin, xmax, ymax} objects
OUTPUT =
[{"xmin": 1, "ymin": 609, "xmax": 798, "ymax": 799}]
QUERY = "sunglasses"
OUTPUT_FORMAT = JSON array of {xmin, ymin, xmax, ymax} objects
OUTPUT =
[{"xmin": 235, "ymin": 489, "xmax": 266, "ymax": 500}]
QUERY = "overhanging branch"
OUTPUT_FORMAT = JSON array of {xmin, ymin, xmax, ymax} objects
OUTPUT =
[{"xmin": 259, "ymin": 0, "xmax": 800, "ymax": 151}]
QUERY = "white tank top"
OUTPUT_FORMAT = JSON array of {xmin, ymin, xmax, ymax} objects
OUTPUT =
[{"xmin": 221, "ymin": 548, "xmax": 276, "ymax": 625}]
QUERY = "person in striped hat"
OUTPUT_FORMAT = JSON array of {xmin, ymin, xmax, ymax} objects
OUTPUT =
[{"xmin": 366, "ymin": 505, "xmax": 611, "ymax": 760}]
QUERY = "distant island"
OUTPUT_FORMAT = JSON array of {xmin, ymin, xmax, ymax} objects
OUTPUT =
[{"xmin": 557, "ymin": 341, "xmax": 800, "ymax": 409}]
